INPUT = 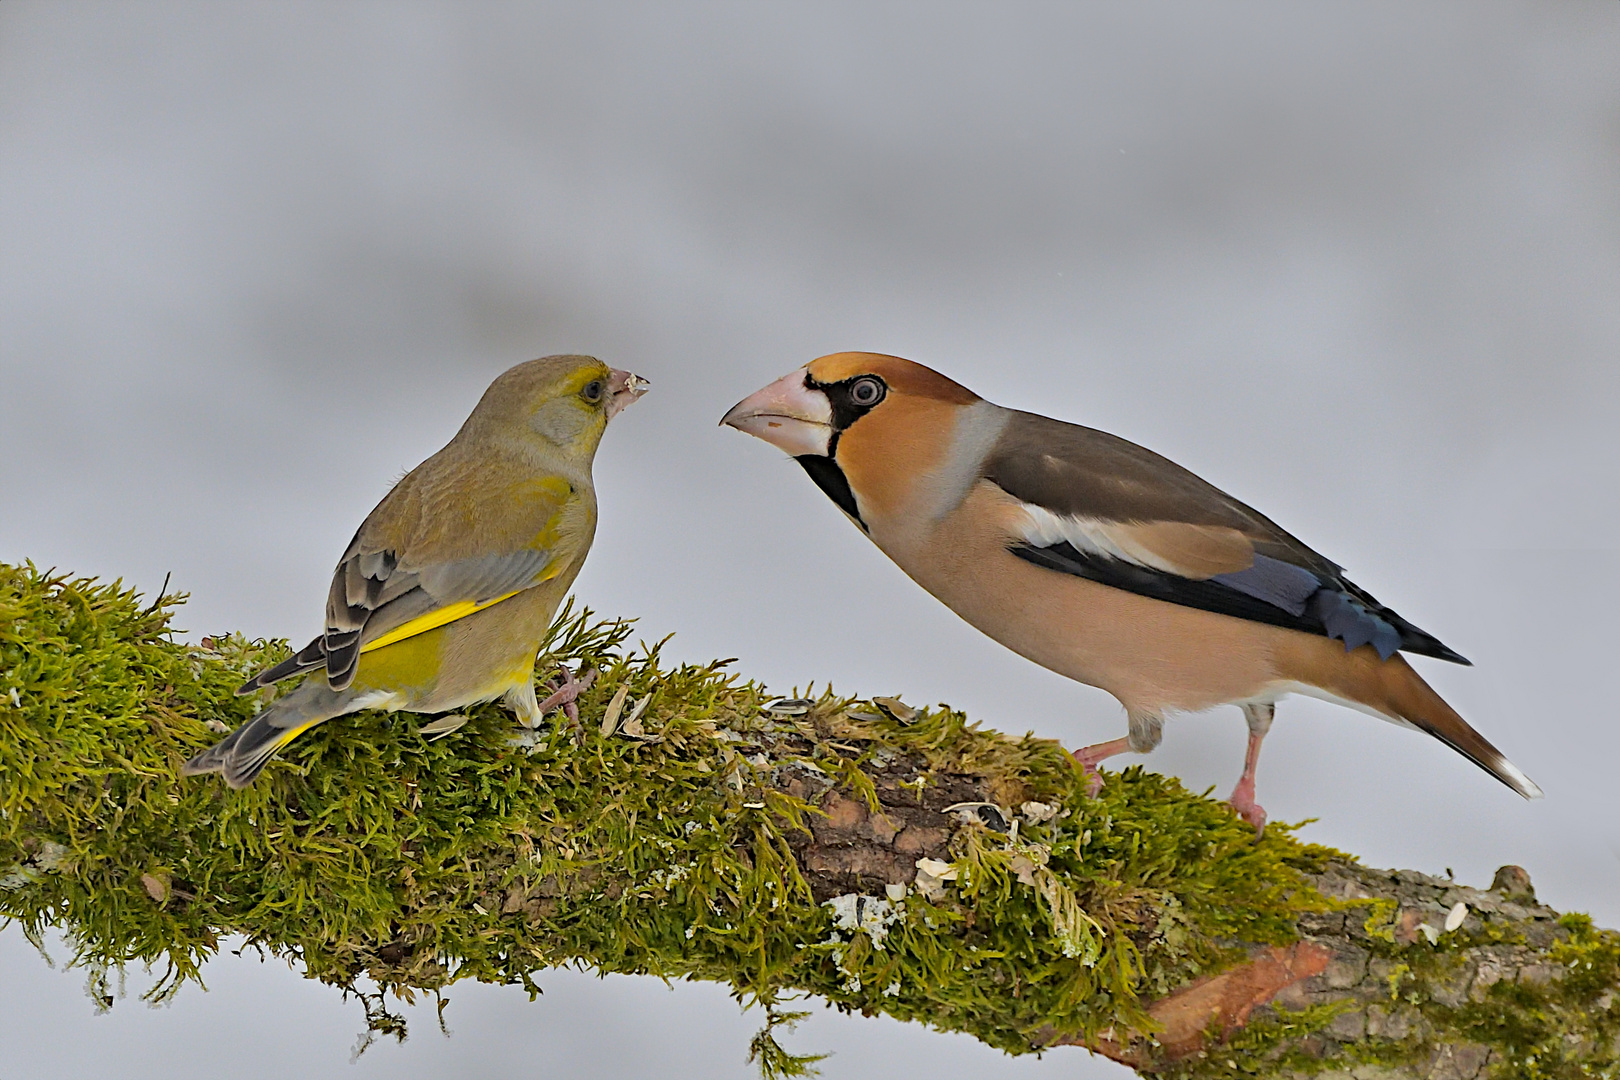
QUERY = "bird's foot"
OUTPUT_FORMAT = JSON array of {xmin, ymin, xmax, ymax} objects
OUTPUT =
[
  {"xmin": 538, "ymin": 664, "xmax": 598, "ymax": 744},
  {"xmin": 1076, "ymin": 764, "xmax": 1105, "ymax": 798},
  {"xmin": 1226, "ymin": 777, "xmax": 1267, "ymax": 837},
  {"xmin": 1071, "ymin": 736, "xmax": 1132, "ymax": 798}
]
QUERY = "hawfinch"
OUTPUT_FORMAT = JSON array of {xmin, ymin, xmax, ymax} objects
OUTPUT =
[
  {"xmin": 722, "ymin": 352, "xmax": 1539, "ymax": 829},
  {"xmin": 183, "ymin": 355, "xmax": 649, "ymax": 788}
]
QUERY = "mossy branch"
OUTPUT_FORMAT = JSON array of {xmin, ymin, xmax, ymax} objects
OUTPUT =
[{"xmin": 2, "ymin": 562, "xmax": 1616, "ymax": 1079}]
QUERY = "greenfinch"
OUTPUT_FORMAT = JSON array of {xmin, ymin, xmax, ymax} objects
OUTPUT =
[{"xmin": 183, "ymin": 355, "xmax": 649, "ymax": 788}]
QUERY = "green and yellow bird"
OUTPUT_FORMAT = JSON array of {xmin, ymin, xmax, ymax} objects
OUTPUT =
[{"xmin": 182, "ymin": 354, "xmax": 649, "ymax": 788}]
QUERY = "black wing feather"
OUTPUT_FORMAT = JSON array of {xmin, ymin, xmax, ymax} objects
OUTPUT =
[
  {"xmin": 1011, "ymin": 540, "xmax": 1469, "ymax": 665},
  {"xmin": 235, "ymin": 637, "xmax": 326, "ymax": 696}
]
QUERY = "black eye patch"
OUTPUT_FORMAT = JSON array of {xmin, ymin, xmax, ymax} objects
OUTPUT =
[{"xmin": 809, "ymin": 372, "xmax": 888, "ymax": 431}]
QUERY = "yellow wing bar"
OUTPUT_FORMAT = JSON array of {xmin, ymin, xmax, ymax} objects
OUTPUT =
[{"xmin": 359, "ymin": 589, "xmax": 525, "ymax": 654}]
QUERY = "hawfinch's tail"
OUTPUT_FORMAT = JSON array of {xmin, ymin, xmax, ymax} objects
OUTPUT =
[{"xmin": 1277, "ymin": 639, "xmax": 1542, "ymax": 800}]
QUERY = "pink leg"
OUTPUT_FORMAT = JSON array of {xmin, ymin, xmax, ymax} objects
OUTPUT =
[
  {"xmin": 537, "ymin": 664, "xmax": 598, "ymax": 743},
  {"xmin": 1227, "ymin": 702, "xmax": 1274, "ymax": 835},
  {"xmin": 1072, "ymin": 736, "xmax": 1133, "ymax": 797},
  {"xmin": 1073, "ymin": 713, "xmax": 1163, "ymax": 796}
]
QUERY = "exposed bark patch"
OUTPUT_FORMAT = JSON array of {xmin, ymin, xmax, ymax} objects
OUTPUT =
[{"xmin": 1074, "ymin": 942, "xmax": 1334, "ymax": 1065}]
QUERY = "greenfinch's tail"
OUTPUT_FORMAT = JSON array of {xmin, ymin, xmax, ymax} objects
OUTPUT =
[
  {"xmin": 235, "ymin": 635, "xmax": 327, "ymax": 696},
  {"xmin": 182, "ymin": 680, "xmax": 347, "ymax": 789}
]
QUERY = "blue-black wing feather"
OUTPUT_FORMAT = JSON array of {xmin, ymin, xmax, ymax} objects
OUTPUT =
[{"xmin": 1010, "ymin": 541, "xmax": 1469, "ymax": 665}]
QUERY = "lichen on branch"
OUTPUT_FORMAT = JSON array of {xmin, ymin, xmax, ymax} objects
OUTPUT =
[{"xmin": 1, "ymin": 561, "xmax": 1615, "ymax": 1079}]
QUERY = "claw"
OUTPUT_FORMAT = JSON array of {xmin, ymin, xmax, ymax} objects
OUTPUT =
[
  {"xmin": 1071, "ymin": 736, "xmax": 1132, "ymax": 798},
  {"xmin": 1227, "ymin": 776, "xmax": 1268, "ymax": 837},
  {"xmin": 1078, "ymin": 765, "xmax": 1105, "ymax": 798},
  {"xmin": 537, "ymin": 664, "xmax": 598, "ymax": 744}
]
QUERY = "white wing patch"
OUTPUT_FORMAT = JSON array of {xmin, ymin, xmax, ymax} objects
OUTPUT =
[{"xmin": 1016, "ymin": 503, "xmax": 1191, "ymax": 576}]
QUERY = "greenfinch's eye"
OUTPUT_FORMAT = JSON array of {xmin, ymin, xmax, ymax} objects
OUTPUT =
[
  {"xmin": 580, "ymin": 379, "xmax": 605, "ymax": 404},
  {"xmin": 849, "ymin": 376, "xmax": 885, "ymax": 407}
]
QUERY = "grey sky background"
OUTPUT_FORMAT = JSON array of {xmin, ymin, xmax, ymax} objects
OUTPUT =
[{"xmin": 2, "ymin": 3, "xmax": 1617, "ymax": 1078}]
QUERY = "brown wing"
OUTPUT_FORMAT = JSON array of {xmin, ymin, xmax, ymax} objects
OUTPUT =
[
  {"xmin": 984, "ymin": 409, "xmax": 1340, "ymax": 576},
  {"xmin": 983, "ymin": 409, "xmax": 1467, "ymax": 664}
]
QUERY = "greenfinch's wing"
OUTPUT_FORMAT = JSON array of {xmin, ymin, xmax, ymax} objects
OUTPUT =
[
  {"xmin": 319, "ymin": 546, "xmax": 562, "ymax": 689},
  {"xmin": 239, "ymin": 459, "xmax": 580, "ymax": 694}
]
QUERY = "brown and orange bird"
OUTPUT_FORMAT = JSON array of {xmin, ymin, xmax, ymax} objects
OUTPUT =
[{"xmin": 722, "ymin": 352, "xmax": 1539, "ymax": 830}]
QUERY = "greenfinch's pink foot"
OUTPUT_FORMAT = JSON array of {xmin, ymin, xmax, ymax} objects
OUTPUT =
[{"xmin": 538, "ymin": 664, "xmax": 597, "ymax": 744}]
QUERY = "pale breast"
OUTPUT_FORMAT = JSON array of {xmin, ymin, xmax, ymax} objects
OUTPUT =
[{"xmin": 880, "ymin": 480, "xmax": 1289, "ymax": 716}]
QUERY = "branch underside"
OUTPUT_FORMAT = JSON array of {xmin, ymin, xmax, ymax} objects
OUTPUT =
[{"xmin": 2, "ymin": 562, "xmax": 1615, "ymax": 1079}]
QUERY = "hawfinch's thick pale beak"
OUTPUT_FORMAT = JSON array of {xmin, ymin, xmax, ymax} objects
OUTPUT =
[
  {"xmin": 606, "ymin": 369, "xmax": 651, "ymax": 420},
  {"xmin": 720, "ymin": 369, "xmax": 833, "ymax": 457}
]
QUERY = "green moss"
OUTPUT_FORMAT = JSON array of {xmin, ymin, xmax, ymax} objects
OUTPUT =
[
  {"xmin": 1362, "ymin": 896, "xmax": 1402, "ymax": 946},
  {"xmin": 1429, "ymin": 914, "xmax": 1620, "ymax": 1080},
  {"xmin": 1215, "ymin": 898, "xmax": 1620, "ymax": 1080},
  {"xmin": 1339, "ymin": 897, "xmax": 1620, "ymax": 1080},
  {"xmin": 1158, "ymin": 1001, "xmax": 1358, "ymax": 1080},
  {"xmin": 0, "ymin": 561, "xmax": 1498, "ymax": 1072}
]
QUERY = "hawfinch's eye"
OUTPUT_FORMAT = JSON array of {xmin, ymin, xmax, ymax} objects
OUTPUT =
[
  {"xmin": 849, "ymin": 377, "xmax": 885, "ymax": 407},
  {"xmin": 580, "ymin": 380, "xmax": 605, "ymax": 403}
]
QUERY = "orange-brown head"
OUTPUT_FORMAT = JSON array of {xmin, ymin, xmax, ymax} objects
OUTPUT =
[{"xmin": 721, "ymin": 352, "xmax": 985, "ymax": 530}]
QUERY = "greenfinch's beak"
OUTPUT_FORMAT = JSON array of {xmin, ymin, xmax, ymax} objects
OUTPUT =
[
  {"xmin": 607, "ymin": 369, "xmax": 650, "ymax": 420},
  {"xmin": 720, "ymin": 368, "xmax": 832, "ymax": 457}
]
